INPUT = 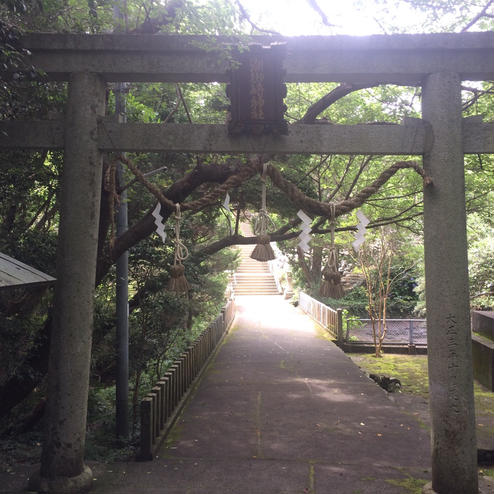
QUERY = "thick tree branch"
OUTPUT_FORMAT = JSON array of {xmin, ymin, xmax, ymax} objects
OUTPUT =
[
  {"xmin": 130, "ymin": 0, "xmax": 184, "ymax": 34},
  {"xmin": 264, "ymin": 160, "xmax": 431, "ymax": 219},
  {"xmin": 193, "ymin": 163, "xmax": 428, "ymax": 261},
  {"xmin": 365, "ymin": 189, "xmax": 422, "ymax": 202},
  {"xmin": 96, "ymin": 160, "xmax": 250, "ymax": 283},
  {"xmin": 192, "ymin": 229, "xmax": 300, "ymax": 260},
  {"xmin": 327, "ymin": 155, "xmax": 352, "ymax": 201},
  {"xmin": 461, "ymin": 0, "xmax": 494, "ymax": 32},
  {"xmin": 306, "ymin": 0, "xmax": 335, "ymax": 27},
  {"xmin": 235, "ymin": 0, "xmax": 280, "ymax": 35},
  {"xmin": 314, "ymin": 200, "xmax": 423, "ymax": 236},
  {"xmin": 344, "ymin": 156, "xmax": 373, "ymax": 199},
  {"xmin": 299, "ymin": 83, "xmax": 379, "ymax": 123},
  {"xmin": 462, "ymin": 83, "xmax": 494, "ymax": 111},
  {"xmin": 101, "ymin": 150, "xmax": 430, "ymax": 283}
]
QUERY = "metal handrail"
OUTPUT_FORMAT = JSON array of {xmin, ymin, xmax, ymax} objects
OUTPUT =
[{"xmin": 299, "ymin": 291, "xmax": 343, "ymax": 341}]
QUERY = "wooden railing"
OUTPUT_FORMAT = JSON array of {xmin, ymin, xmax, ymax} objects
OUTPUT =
[
  {"xmin": 139, "ymin": 298, "xmax": 236, "ymax": 460},
  {"xmin": 298, "ymin": 291, "xmax": 343, "ymax": 341}
]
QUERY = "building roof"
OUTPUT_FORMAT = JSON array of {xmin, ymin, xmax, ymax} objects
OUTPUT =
[{"xmin": 0, "ymin": 252, "xmax": 56, "ymax": 290}]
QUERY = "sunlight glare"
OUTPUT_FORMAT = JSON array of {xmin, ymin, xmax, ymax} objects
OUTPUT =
[{"xmin": 238, "ymin": 0, "xmax": 428, "ymax": 36}]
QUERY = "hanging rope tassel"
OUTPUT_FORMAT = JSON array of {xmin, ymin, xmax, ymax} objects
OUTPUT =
[
  {"xmin": 168, "ymin": 203, "xmax": 190, "ymax": 294},
  {"xmin": 251, "ymin": 164, "xmax": 276, "ymax": 262},
  {"xmin": 320, "ymin": 248, "xmax": 345, "ymax": 299},
  {"xmin": 320, "ymin": 203, "xmax": 345, "ymax": 299}
]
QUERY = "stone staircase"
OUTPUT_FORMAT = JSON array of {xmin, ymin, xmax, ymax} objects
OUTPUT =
[
  {"xmin": 232, "ymin": 243, "xmax": 280, "ymax": 296},
  {"xmin": 341, "ymin": 272, "xmax": 366, "ymax": 292}
]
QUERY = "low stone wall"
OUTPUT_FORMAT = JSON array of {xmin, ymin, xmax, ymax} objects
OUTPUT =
[
  {"xmin": 472, "ymin": 334, "xmax": 494, "ymax": 391},
  {"xmin": 471, "ymin": 311, "xmax": 494, "ymax": 391},
  {"xmin": 472, "ymin": 310, "xmax": 494, "ymax": 339}
]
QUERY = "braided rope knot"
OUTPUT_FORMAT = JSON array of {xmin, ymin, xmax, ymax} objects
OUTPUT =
[
  {"xmin": 257, "ymin": 234, "xmax": 271, "ymax": 245},
  {"xmin": 174, "ymin": 240, "xmax": 189, "ymax": 263},
  {"xmin": 173, "ymin": 203, "xmax": 189, "ymax": 264},
  {"xmin": 168, "ymin": 203, "xmax": 190, "ymax": 294},
  {"xmin": 254, "ymin": 208, "xmax": 274, "ymax": 236},
  {"xmin": 251, "ymin": 164, "xmax": 276, "ymax": 262}
]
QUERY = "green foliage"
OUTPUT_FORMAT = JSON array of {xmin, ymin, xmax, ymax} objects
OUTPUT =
[
  {"xmin": 0, "ymin": 291, "xmax": 50, "ymax": 386},
  {"xmin": 86, "ymin": 385, "xmax": 136, "ymax": 461},
  {"xmin": 364, "ymin": 0, "xmax": 494, "ymax": 34},
  {"xmin": 317, "ymin": 286, "xmax": 369, "ymax": 318},
  {"xmin": 385, "ymin": 266, "xmax": 420, "ymax": 317},
  {"xmin": 467, "ymin": 214, "xmax": 494, "ymax": 310},
  {"xmin": 414, "ymin": 214, "xmax": 494, "ymax": 314},
  {"xmin": 292, "ymin": 225, "xmax": 421, "ymax": 320}
]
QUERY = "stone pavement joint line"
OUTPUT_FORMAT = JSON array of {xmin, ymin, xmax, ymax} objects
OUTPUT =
[{"xmin": 92, "ymin": 296, "xmax": 432, "ymax": 494}]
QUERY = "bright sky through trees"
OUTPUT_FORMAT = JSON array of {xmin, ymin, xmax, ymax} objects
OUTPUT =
[{"xmin": 236, "ymin": 0, "xmax": 429, "ymax": 35}]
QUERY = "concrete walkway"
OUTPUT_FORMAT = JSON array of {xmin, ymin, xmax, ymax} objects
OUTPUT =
[{"xmin": 91, "ymin": 295, "xmax": 432, "ymax": 494}]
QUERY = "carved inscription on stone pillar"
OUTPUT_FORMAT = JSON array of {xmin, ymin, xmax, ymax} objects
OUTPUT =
[{"xmin": 445, "ymin": 313, "xmax": 461, "ymax": 415}]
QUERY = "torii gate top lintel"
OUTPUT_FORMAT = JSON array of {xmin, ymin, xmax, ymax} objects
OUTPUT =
[
  {"xmin": 20, "ymin": 31, "xmax": 494, "ymax": 84},
  {"xmin": 2, "ymin": 31, "xmax": 493, "ymax": 156}
]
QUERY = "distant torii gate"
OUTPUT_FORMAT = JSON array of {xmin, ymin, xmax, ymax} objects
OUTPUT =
[{"xmin": 1, "ymin": 32, "xmax": 493, "ymax": 494}]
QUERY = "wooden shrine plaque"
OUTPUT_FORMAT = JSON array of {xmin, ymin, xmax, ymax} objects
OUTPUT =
[{"xmin": 226, "ymin": 43, "xmax": 288, "ymax": 136}]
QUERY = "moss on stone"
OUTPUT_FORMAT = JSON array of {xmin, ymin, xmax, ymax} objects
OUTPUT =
[
  {"xmin": 163, "ymin": 422, "xmax": 183, "ymax": 452},
  {"xmin": 349, "ymin": 354, "xmax": 429, "ymax": 398},
  {"xmin": 314, "ymin": 324, "xmax": 334, "ymax": 342},
  {"xmin": 384, "ymin": 475, "xmax": 428, "ymax": 493},
  {"xmin": 480, "ymin": 466, "xmax": 494, "ymax": 478},
  {"xmin": 473, "ymin": 331, "xmax": 494, "ymax": 343},
  {"xmin": 348, "ymin": 353, "xmax": 494, "ymax": 447},
  {"xmin": 474, "ymin": 383, "xmax": 494, "ymax": 418}
]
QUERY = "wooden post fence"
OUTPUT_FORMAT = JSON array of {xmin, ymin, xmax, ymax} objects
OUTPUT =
[{"xmin": 139, "ymin": 299, "xmax": 236, "ymax": 460}]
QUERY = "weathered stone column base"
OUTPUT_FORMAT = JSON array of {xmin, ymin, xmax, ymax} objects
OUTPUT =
[
  {"xmin": 423, "ymin": 475, "xmax": 494, "ymax": 494},
  {"xmin": 28, "ymin": 465, "xmax": 92, "ymax": 493}
]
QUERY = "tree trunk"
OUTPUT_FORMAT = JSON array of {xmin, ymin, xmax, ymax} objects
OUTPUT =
[
  {"xmin": 311, "ymin": 245, "xmax": 323, "ymax": 287},
  {"xmin": 297, "ymin": 246, "xmax": 314, "ymax": 288}
]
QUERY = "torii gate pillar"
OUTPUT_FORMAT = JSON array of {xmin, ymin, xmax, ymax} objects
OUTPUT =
[
  {"xmin": 29, "ymin": 72, "xmax": 105, "ymax": 493},
  {"xmin": 422, "ymin": 72, "xmax": 478, "ymax": 494}
]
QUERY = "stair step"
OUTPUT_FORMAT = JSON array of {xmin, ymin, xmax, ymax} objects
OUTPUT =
[
  {"xmin": 234, "ymin": 276, "xmax": 276, "ymax": 280},
  {"xmin": 234, "ymin": 278, "xmax": 276, "ymax": 285},
  {"xmin": 236, "ymin": 271, "xmax": 272, "ymax": 274},
  {"xmin": 232, "ymin": 233, "xmax": 279, "ymax": 295},
  {"xmin": 236, "ymin": 265, "xmax": 271, "ymax": 268},
  {"xmin": 234, "ymin": 273, "xmax": 274, "ymax": 277},
  {"xmin": 235, "ymin": 281, "xmax": 276, "ymax": 284},
  {"xmin": 236, "ymin": 269, "xmax": 270, "ymax": 272},
  {"xmin": 234, "ymin": 290, "xmax": 279, "ymax": 293},
  {"xmin": 234, "ymin": 279, "xmax": 277, "ymax": 283},
  {"xmin": 235, "ymin": 293, "xmax": 279, "ymax": 296},
  {"xmin": 235, "ymin": 286, "xmax": 278, "ymax": 289}
]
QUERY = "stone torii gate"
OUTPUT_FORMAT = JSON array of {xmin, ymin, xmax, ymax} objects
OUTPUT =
[{"xmin": 1, "ymin": 32, "xmax": 493, "ymax": 494}]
